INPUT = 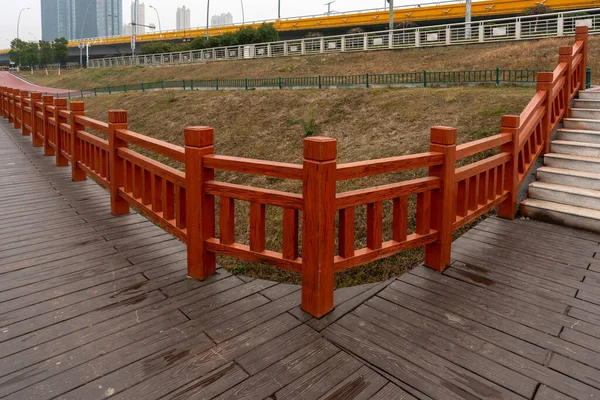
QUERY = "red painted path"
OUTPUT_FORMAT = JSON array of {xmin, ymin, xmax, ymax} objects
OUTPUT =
[{"xmin": 0, "ymin": 71, "xmax": 74, "ymax": 94}]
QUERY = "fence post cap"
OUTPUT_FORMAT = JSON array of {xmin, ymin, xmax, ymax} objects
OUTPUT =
[
  {"xmin": 304, "ymin": 136, "xmax": 337, "ymax": 161},
  {"xmin": 108, "ymin": 110, "xmax": 128, "ymax": 123},
  {"xmin": 559, "ymin": 46, "xmax": 572, "ymax": 56},
  {"xmin": 31, "ymin": 92, "xmax": 42, "ymax": 99},
  {"xmin": 42, "ymin": 95, "xmax": 54, "ymax": 103},
  {"xmin": 537, "ymin": 71, "xmax": 554, "ymax": 82},
  {"xmin": 70, "ymin": 101, "xmax": 85, "ymax": 111},
  {"xmin": 54, "ymin": 98, "xmax": 67, "ymax": 107},
  {"xmin": 501, "ymin": 115, "xmax": 520, "ymax": 128},
  {"xmin": 576, "ymin": 25, "xmax": 589, "ymax": 35},
  {"xmin": 430, "ymin": 126, "xmax": 457, "ymax": 145},
  {"xmin": 184, "ymin": 126, "xmax": 214, "ymax": 147}
]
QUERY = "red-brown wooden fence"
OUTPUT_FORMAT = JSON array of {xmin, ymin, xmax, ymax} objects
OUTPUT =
[{"xmin": 0, "ymin": 27, "xmax": 589, "ymax": 318}]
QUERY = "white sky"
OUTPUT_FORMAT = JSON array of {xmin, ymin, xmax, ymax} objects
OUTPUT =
[{"xmin": 1, "ymin": 0, "xmax": 397, "ymax": 45}]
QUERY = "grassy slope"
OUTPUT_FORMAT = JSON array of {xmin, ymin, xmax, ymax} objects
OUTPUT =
[
  {"xmin": 80, "ymin": 87, "xmax": 534, "ymax": 286},
  {"xmin": 22, "ymin": 36, "xmax": 600, "ymax": 89}
]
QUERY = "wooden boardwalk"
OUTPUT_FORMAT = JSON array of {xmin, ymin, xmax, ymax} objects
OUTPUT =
[{"xmin": 1, "ymin": 117, "xmax": 600, "ymax": 400}]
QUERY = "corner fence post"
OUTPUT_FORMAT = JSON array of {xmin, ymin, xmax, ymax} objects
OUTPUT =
[
  {"xmin": 576, "ymin": 26, "xmax": 589, "ymax": 91},
  {"xmin": 424, "ymin": 126, "xmax": 457, "ymax": 272},
  {"xmin": 302, "ymin": 137, "xmax": 337, "ymax": 318},
  {"xmin": 497, "ymin": 115, "xmax": 520, "ymax": 219},
  {"xmin": 536, "ymin": 72, "xmax": 554, "ymax": 155},
  {"xmin": 184, "ymin": 126, "xmax": 216, "ymax": 280},
  {"xmin": 20, "ymin": 91, "xmax": 29, "ymax": 136},
  {"xmin": 559, "ymin": 46, "xmax": 573, "ymax": 117},
  {"xmin": 108, "ymin": 110, "xmax": 130, "ymax": 216},
  {"xmin": 42, "ymin": 95, "xmax": 55, "ymax": 156},
  {"xmin": 30, "ymin": 93, "xmax": 42, "ymax": 147},
  {"xmin": 54, "ymin": 98, "xmax": 69, "ymax": 167},
  {"xmin": 69, "ymin": 102, "xmax": 86, "ymax": 181}
]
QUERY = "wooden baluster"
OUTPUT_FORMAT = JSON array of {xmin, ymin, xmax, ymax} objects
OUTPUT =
[
  {"xmin": 416, "ymin": 191, "xmax": 431, "ymax": 235},
  {"xmin": 54, "ymin": 98, "xmax": 69, "ymax": 167},
  {"xmin": 143, "ymin": 169, "xmax": 152, "ymax": 205},
  {"xmin": 424, "ymin": 126, "xmax": 456, "ymax": 271},
  {"xmin": 283, "ymin": 208, "xmax": 299, "ymax": 260},
  {"xmin": 42, "ymin": 95, "xmax": 54, "ymax": 156},
  {"xmin": 152, "ymin": 174, "xmax": 163, "ymax": 213},
  {"xmin": 250, "ymin": 203, "xmax": 266, "ymax": 252},
  {"xmin": 220, "ymin": 197, "xmax": 235, "ymax": 245},
  {"xmin": 302, "ymin": 137, "xmax": 336, "ymax": 318},
  {"xmin": 8, "ymin": 89, "xmax": 14, "ymax": 124},
  {"xmin": 20, "ymin": 91, "xmax": 28, "ymax": 135},
  {"xmin": 456, "ymin": 180, "xmax": 468, "ymax": 218},
  {"xmin": 367, "ymin": 202, "xmax": 383, "ymax": 250},
  {"xmin": 478, "ymin": 171, "xmax": 488, "ymax": 205},
  {"xmin": 468, "ymin": 175, "xmax": 478, "ymax": 211},
  {"xmin": 14, "ymin": 90, "xmax": 21, "ymax": 130},
  {"xmin": 535, "ymin": 72, "xmax": 553, "ymax": 144},
  {"xmin": 576, "ymin": 26, "xmax": 588, "ymax": 91},
  {"xmin": 133, "ymin": 165, "xmax": 142, "ymax": 199},
  {"xmin": 498, "ymin": 115, "xmax": 520, "ymax": 219},
  {"xmin": 559, "ymin": 46, "xmax": 572, "ymax": 117},
  {"xmin": 176, "ymin": 186, "xmax": 186, "ymax": 229},
  {"xmin": 392, "ymin": 197, "xmax": 408, "ymax": 242},
  {"xmin": 184, "ymin": 126, "xmax": 216, "ymax": 280},
  {"xmin": 338, "ymin": 208, "xmax": 355, "ymax": 258},
  {"xmin": 488, "ymin": 167, "xmax": 497, "ymax": 201},
  {"xmin": 31, "ymin": 93, "xmax": 42, "ymax": 147},
  {"xmin": 163, "ymin": 180, "xmax": 175, "ymax": 221},
  {"xmin": 108, "ymin": 110, "xmax": 130, "ymax": 216}
]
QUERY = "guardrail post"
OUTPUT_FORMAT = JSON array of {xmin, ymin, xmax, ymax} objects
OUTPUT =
[
  {"xmin": 498, "ymin": 115, "xmax": 520, "ymax": 219},
  {"xmin": 496, "ymin": 67, "xmax": 500, "ymax": 86},
  {"xmin": 184, "ymin": 126, "xmax": 216, "ymax": 280},
  {"xmin": 576, "ymin": 26, "xmax": 589, "ymax": 91},
  {"xmin": 424, "ymin": 126, "xmax": 457, "ymax": 272},
  {"xmin": 108, "ymin": 110, "xmax": 130, "ymax": 216},
  {"xmin": 559, "ymin": 46, "xmax": 573, "ymax": 117},
  {"xmin": 557, "ymin": 15, "xmax": 564, "ymax": 36},
  {"xmin": 30, "ymin": 92, "xmax": 42, "ymax": 147},
  {"xmin": 515, "ymin": 19, "xmax": 521, "ymax": 40},
  {"xmin": 302, "ymin": 136, "xmax": 337, "ymax": 318},
  {"xmin": 20, "ymin": 91, "xmax": 29, "ymax": 135},
  {"xmin": 54, "ymin": 98, "xmax": 69, "ymax": 167},
  {"xmin": 42, "ymin": 95, "xmax": 55, "ymax": 156},
  {"xmin": 424, "ymin": 70, "xmax": 427, "ymax": 88},
  {"xmin": 69, "ymin": 102, "xmax": 86, "ymax": 181},
  {"xmin": 536, "ymin": 72, "xmax": 554, "ymax": 154}
]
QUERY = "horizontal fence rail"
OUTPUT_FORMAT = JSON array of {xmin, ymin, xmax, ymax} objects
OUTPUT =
[
  {"xmin": 88, "ymin": 8, "xmax": 600, "ymax": 70},
  {"xmin": 0, "ymin": 26, "xmax": 589, "ymax": 318}
]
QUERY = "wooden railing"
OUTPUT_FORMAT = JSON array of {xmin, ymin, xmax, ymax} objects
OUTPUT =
[{"xmin": 0, "ymin": 27, "xmax": 589, "ymax": 318}]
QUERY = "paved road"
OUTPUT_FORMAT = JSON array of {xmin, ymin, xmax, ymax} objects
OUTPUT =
[{"xmin": 0, "ymin": 71, "xmax": 74, "ymax": 94}]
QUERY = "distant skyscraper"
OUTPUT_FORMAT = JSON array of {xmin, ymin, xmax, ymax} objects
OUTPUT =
[
  {"xmin": 41, "ymin": 0, "xmax": 123, "ymax": 41},
  {"xmin": 131, "ymin": 1, "xmax": 146, "ymax": 34},
  {"xmin": 176, "ymin": 6, "xmax": 191, "ymax": 30},
  {"xmin": 211, "ymin": 12, "xmax": 233, "ymax": 27}
]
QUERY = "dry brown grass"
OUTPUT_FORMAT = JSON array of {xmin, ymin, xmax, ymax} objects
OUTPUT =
[
  {"xmin": 79, "ymin": 86, "xmax": 533, "ymax": 286},
  {"xmin": 23, "ymin": 36, "xmax": 600, "ymax": 90}
]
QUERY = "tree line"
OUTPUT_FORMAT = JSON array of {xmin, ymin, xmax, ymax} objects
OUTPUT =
[
  {"xmin": 8, "ymin": 38, "xmax": 69, "ymax": 67},
  {"xmin": 140, "ymin": 24, "xmax": 279, "ymax": 55}
]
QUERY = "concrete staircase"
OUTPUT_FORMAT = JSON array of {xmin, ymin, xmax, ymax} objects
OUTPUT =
[{"xmin": 521, "ymin": 90, "xmax": 600, "ymax": 233}]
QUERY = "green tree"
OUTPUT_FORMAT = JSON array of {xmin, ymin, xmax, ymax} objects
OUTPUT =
[
  {"xmin": 53, "ymin": 37, "xmax": 69, "ymax": 65},
  {"xmin": 140, "ymin": 42, "xmax": 175, "ymax": 54},
  {"xmin": 39, "ymin": 40, "xmax": 55, "ymax": 65},
  {"xmin": 8, "ymin": 38, "xmax": 27, "ymax": 65},
  {"xmin": 23, "ymin": 42, "xmax": 40, "ymax": 66},
  {"xmin": 256, "ymin": 24, "xmax": 279, "ymax": 43}
]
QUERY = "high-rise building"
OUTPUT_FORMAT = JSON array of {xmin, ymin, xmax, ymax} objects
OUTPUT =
[
  {"xmin": 211, "ymin": 12, "xmax": 233, "ymax": 27},
  {"xmin": 131, "ymin": 1, "xmax": 146, "ymax": 34},
  {"xmin": 176, "ymin": 6, "xmax": 191, "ymax": 31},
  {"xmin": 41, "ymin": 0, "xmax": 123, "ymax": 41}
]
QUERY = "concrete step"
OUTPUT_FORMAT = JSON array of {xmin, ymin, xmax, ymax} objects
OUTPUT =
[
  {"xmin": 537, "ymin": 166, "xmax": 600, "ymax": 190},
  {"xmin": 544, "ymin": 153, "xmax": 600, "ymax": 173},
  {"xmin": 570, "ymin": 108, "xmax": 600, "ymax": 120},
  {"xmin": 578, "ymin": 90, "xmax": 600, "ymax": 100},
  {"xmin": 563, "ymin": 118, "xmax": 600, "ymax": 131},
  {"xmin": 550, "ymin": 140, "xmax": 600, "ymax": 158},
  {"xmin": 556, "ymin": 128, "xmax": 600, "ymax": 144},
  {"xmin": 573, "ymin": 99, "xmax": 600, "ymax": 109},
  {"xmin": 528, "ymin": 181, "xmax": 600, "ymax": 211},
  {"xmin": 521, "ymin": 199, "xmax": 600, "ymax": 234}
]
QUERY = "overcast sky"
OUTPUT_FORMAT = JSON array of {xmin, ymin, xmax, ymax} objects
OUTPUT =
[{"xmin": 1, "ymin": 0, "xmax": 397, "ymax": 45}]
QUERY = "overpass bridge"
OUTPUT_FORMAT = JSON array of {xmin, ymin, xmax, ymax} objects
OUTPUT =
[{"xmin": 0, "ymin": 0, "xmax": 598, "ymax": 63}]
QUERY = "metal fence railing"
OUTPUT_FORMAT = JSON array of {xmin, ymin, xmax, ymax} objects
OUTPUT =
[
  {"xmin": 89, "ymin": 8, "xmax": 600, "ymax": 70},
  {"xmin": 42, "ymin": 67, "xmax": 594, "ymax": 99}
]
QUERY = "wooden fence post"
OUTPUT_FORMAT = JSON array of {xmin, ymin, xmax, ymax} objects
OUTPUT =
[
  {"xmin": 576, "ymin": 26, "xmax": 589, "ymax": 91},
  {"xmin": 559, "ymin": 46, "xmax": 572, "ymax": 117},
  {"xmin": 30, "ymin": 93, "xmax": 42, "ymax": 147},
  {"xmin": 424, "ymin": 126, "xmax": 456, "ymax": 272},
  {"xmin": 497, "ymin": 115, "xmax": 520, "ymax": 219},
  {"xmin": 42, "ymin": 95, "xmax": 55, "ymax": 156},
  {"xmin": 20, "ymin": 91, "xmax": 29, "ymax": 135},
  {"xmin": 13, "ymin": 89, "xmax": 21, "ymax": 129},
  {"xmin": 70, "ymin": 102, "xmax": 86, "ymax": 181},
  {"xmin": 108, "ymin": 110, "xmax": 130, "ymax": 215},
  {"xmin": 184, "ymin": 126, "xmax": 216, "ymax": 280},
  {"xmin": 0, "ymin": 87, "xmax": 4, "ymax": 118},
  {"xmin": 302, "ymin": 136, "xmax": 337, "ymax": 318},
  {"xmin": 537, "ymin": 72, "xmax": 554, "ymax": 155},
  {"xmin": 54, "ymin": 98, "xmax": 69, "ymax": 167},
  {"xmin": 8, "ymin": 89, "xmax": 15, "ymax": 124}
]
